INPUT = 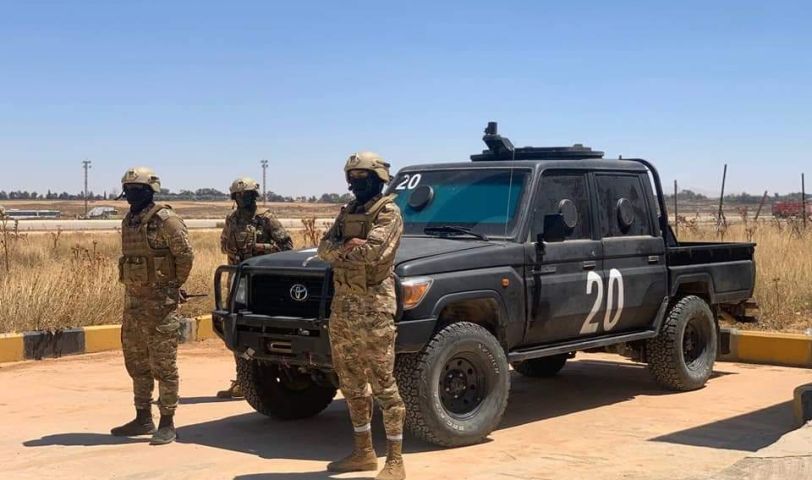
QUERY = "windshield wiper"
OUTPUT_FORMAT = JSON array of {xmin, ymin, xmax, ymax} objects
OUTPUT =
[{"xmin": 423, "ymin": 225, "xmax": 489, "ymax": 241}]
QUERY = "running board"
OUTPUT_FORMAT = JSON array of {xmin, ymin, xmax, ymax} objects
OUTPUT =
[{"xmin": 507, "ymin": 330, "xmax": 657, "ymax": 363}]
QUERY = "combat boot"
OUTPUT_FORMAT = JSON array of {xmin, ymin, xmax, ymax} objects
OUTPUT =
[
  {"xmin": 326, "ymin": 431, "xmax": 378, "ymax": 473},
  {"xmin": 216, "ymin": 380, "xmax": 244, "ymax": 399},
  {"xmin": 149, "ymin": 414, "xmax": 177, "ymax": 445},
  {"xmin": 110, "ymin": 408, "xmax": 155, "ymax": 436},
  {"xmin": 376, "ymin": 440, "xmax": 405, "ymax": 480}
]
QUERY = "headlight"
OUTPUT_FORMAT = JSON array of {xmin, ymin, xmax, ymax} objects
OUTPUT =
[
  {"xmin": 400, "ymin": 276, "xmax": 433, "ymax": 310},
  {"xmin": 233, "ymin": 276, "xmax": 248, "ymax": 305}
]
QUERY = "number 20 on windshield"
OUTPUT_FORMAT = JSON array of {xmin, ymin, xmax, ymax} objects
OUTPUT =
[{"xmin": 580, "ymin": 269, "xmax": 625, "ymax": 334}]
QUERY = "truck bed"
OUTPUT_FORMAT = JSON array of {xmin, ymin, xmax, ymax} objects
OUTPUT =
[{"xmin": 666, "ymin": 241, "xmax": 756, "ymax": 305}]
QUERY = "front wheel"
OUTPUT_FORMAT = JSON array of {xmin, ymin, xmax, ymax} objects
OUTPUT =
[
  {"xmin": 395, "ymin": 322, "xmax": 510, "ymax": 447},
  {"xmin": 236, "ymin": 358, "xmax": 337, "ymax": 419},
  {"xmin": 646, "ymin": 295, "xmax": 717, "ymax": 391}
]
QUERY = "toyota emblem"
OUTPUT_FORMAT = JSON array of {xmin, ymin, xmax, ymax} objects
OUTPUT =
[{"xmin": 289, "ymin": 284, "xmax": 309, "ymax": 302}]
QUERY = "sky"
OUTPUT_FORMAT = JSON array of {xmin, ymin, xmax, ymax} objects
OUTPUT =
[{"xmin": 0, "ymin": 0, "xmax": 810, "ymax": 197}]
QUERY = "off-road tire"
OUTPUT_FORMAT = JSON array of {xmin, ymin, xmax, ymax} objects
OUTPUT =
[
  {"xmin": 511, "ymin": 354, "xmax": 569, "ymax": 378},
  {"xmin": 395, "ymin": 322, "xmax": 510, "ymax": 447},
  {"xmin": 236, "ymin": 358, "xmax": 336, "ymax": 419},
  {"xmin": 646, "ymin": 295, "xmax": 717, "ymax": 391}
]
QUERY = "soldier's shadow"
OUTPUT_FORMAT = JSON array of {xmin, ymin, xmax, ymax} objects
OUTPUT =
[
  {"xmin": 24, "ymin": 433, "xmax": 148, "ymax": 447},
  {"xmin": 176, "ymin": 398, "xmax": 442, "ymax": 463}
]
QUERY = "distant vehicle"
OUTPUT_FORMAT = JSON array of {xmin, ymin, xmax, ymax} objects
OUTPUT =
[
  {"xmin": 85, "ymin": 206, "xmax": 119, "ymax": 219},
  {"xmin": 212, "ymin": 122, "xmax": 758, "ymax": 447},
  {"xmin": 771, "ymin": 201, "xmax": 812, "ymax": 218},
  {"xmin": 3, "ymin": 209, "xmax": 61, "ymax": 219}
]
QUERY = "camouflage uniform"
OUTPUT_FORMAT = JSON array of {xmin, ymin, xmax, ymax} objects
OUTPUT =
[
  {"xmin": 319, "ymin": 194, "xmax": 405, "ymax": 439},
  {"xmin": 217, "ymin": 186, "xmax": 293, "ymax": 398},
  {"xmin": 120, "ymin": 202, "xmax": 194, "ymax": 417},
  {"xmin": 220, "ymin": 209, "xmax": 293, "ymax": 265}
]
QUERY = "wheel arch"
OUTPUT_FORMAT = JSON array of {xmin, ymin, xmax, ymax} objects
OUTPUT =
[{"xmin": 431, "ymin": 290, "xmax": 509, "ymax": 350}]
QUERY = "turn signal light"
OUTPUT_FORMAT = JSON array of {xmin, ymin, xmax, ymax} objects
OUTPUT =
[{"xmin": 400, "ymin": 277, "xmax": 433, "ymax": 310}]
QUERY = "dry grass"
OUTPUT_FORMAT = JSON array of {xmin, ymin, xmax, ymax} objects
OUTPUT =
[
  {"xmin": 0, "ymin": 218, "xmax": 319, "ymax": 333},
  {"xmin": 0, "ymin": 216, "xmax": 809, "ymax": 333},
  {"xmin": 677, "ymin": 218, "xmax": 811, "ymax": 332}
]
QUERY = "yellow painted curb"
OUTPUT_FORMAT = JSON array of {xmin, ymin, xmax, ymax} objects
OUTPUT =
[
  {"xmin": 723, "ymin": 329, "xmax": 812, "ymax": 368},
  {"xmin": 83, "ymin": 325, "xmax": 122, "ymax": 353},
  {"xmin": 0, "ymin": 333, "xmax": 25, "ymax": 363},
  {"xmin": 195, "ymin": 315, "xmax": 215, "ymax": 340}
]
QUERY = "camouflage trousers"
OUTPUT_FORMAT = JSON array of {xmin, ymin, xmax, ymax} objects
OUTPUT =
[
  {"xmin": 122, "ymin": 292, "xmax": 181, "ymax": 416},
  {"xmin": 329, "ymin": 295, "xmax": 405, "ymax": 439}
]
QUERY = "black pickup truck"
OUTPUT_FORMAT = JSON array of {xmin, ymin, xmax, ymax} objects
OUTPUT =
[{"xmin": 212, "ymin": 123, "xmax": 757, "ymax": 447}]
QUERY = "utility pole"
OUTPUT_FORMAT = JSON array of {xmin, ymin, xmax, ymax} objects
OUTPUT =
[
  {"xmin": 260, "ymin": 159, "xmax": 269, "ymax": 206},
  {"xmin": 82, "ymin": 160, "xmax": 92, "ymax": 217}
]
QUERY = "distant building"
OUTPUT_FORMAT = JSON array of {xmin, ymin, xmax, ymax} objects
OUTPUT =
[
  {"xmin": 86, "ymin": 206, "xmax": 119, "ymax": 219},
  {"xmin": 3, "ymin": 209, "xmax": 61, "ymax": 219}
]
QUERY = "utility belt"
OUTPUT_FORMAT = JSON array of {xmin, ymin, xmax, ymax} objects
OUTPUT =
[{"xmin": 119, "ymin": 254, "xmax": 177, "ymax": 287}]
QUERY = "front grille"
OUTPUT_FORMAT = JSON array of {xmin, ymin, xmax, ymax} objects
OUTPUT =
[{"xmin": 250, "ymin": 274, "xmax": 331, "ymax": 318}]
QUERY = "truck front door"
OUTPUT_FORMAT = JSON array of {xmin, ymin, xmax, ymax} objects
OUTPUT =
[{"xmin": 525, "ymin": 171, "xmax": 603, "ymax": 345}]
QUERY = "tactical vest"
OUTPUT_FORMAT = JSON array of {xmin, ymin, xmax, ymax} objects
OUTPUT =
[
  {"xmin": 224, "ymin": 212, "xmax": 263, "ymax": 264},
  {"xmin": 333, "ymin": 194, "xmax": 397, "ymax": 293},
  {"xmin": 119, "ymin": 204, "xmax": 178, "ymax": 287}
]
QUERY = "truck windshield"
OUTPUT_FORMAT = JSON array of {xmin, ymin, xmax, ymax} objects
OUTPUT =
[{"xmin": 389, "ymin": 168, "xmax": 530, "ymax": 238}]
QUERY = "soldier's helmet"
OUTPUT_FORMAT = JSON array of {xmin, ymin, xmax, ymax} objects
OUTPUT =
[
  {"xmin": 229, "ymin": 177, "xmax": 260, "ymax": 196},
  {"xmin": 344, "ymin": 151, "xmax": 391, "ymax": 183},
  {"xmin": 121, "ymin": 167, "xmax": 161, "ymax": 193}
]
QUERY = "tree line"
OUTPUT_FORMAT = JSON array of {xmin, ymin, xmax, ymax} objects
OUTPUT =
[
  {"xmin": 664, "ymin": 189, "xmax": 810, "ymax": 204},
  {"xmin": 0, "ymin": 189, "xmax": 354, "ymax": 204}
]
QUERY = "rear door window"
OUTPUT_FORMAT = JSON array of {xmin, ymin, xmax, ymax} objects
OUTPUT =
[{"xmin": 594, "ymin": 174, "xmax": 652, "ymax": 237}]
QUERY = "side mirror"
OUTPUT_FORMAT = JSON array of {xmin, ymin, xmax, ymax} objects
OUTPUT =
[{"xmin": 541, "ymin": 213, "xmax": 568, "ymax": 243}]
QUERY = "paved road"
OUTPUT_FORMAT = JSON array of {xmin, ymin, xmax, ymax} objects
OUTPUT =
[
  {"xmin": 1, "ymin": 342, "xmax": 809, "ymax": 480},
  {"xmin": 11, "ymin": 218, "xmax": 334, "ymax": 231}
]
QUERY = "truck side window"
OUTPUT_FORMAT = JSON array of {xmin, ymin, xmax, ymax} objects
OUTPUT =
[
  {"xmin": 595, "ymin": 174, "xmax": 652, "ymax": 237},
  {"xmin": 533, "ymin": 173, "xmax": 591, "ymax": 240}
]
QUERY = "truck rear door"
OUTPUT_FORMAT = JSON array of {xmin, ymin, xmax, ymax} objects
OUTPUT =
[{"xmin": 592, "ymin": 172, "xmax": 667, "ymax": 332}]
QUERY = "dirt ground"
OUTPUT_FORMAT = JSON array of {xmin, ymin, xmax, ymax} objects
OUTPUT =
[
  {"xmin": 1, "ymin": 342, "xmax": 809, "ymax": 480},
  {"xmin": 0, "ymin": 199, "xmax": 341, "ymax": 219}
]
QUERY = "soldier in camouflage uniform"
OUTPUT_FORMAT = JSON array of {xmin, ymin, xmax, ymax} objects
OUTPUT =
[
  {"xmin": 318, "ymin": 152, "xmax": 406, "ymax": 480},
  {"xmin": 111, "ymin": 167, "xmax": 195, "ymax": 446},
  {"xmin": 217, "ymin": 176, "xmax": 293, "ymax": 398}
]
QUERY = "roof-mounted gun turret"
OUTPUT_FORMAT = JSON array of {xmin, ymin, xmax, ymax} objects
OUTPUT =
[{"xmin": 471, "ymin": 122, "xmax": 604, "ymax": 162}]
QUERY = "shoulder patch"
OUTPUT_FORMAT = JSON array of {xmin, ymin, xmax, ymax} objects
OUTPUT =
[{"xmin": 156, "ymin": 208, "xmax": 175, "ymax": 221}]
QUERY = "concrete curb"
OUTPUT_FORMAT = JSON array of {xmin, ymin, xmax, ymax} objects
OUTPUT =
[
  {"xmin": 719, "ymin": 328, "xmax": 812, "ymax": 369},
  {"xmin": 0, "ymin": 315, "xmax": 214, "ymax": 363}
]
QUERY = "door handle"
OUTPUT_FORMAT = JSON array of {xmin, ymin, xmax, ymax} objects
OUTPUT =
[
  {"xmin": 648, "ymin": 256, "xmax": 660, "ymax": 264},
  {"xmin": 582, "ymin": 261, "xmax": 597, "ymax": 270}
]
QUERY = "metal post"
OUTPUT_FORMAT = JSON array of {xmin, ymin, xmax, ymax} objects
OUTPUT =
[
  {"xmin": 717, "ymin": 164, "xmax": 727, "ymax": 228},
  {"xmin": 261, "ymin": 159, "xmax": 269, "ymax": 206},
  {"xmin": 82, "ymin": 160, "xmax": 92, "ymax": 217},
  {"xmin": 803, "ymin": 173, "xmax": 807, "ymax": 229},
  {"xmin": 673, "ymin": 179, "xmax": 678, "ymax": 237},
  {"xmin": 754, "ymin": 190, "xmax": 768, "ymax": 221}
]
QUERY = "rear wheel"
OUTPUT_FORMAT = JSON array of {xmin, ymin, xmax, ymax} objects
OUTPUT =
[
  {"xmin": 395, "ymin": 322, "xmax": 510, "ymax": 447},
  {"xmin": 236, "ymin": 358, "xmax": 337, "ymax": 419},
  {"xmin": 511, "ymin": 354, "xmax": 569, "ymax": 378},
  {"xmin": 646, "ymin": 295, "xmax": 717, "ymax": 391}
]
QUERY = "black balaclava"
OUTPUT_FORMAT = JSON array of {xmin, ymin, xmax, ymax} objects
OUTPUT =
[
  {"xmin": 123, "ymin": 184, "xmax": 154, "ymax": 214},
  {"xmin": 234, "ymin": 191, "xmax": 258, "ymax": 213},
  {"xmin": 349, "ymin": 173, "xmax": 384, "ymax": 205}
]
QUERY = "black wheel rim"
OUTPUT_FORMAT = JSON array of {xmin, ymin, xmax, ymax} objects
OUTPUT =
[
  {"xmin": 683, "ymin": 315, "xmax": 710, "ymax": 368},
  {"xmin": 439, "ymin": 353, "xmax": 490, "ymax": 419}
]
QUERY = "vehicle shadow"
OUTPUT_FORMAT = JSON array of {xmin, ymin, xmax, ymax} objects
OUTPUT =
[
  {"xmin": 500, "ymin": 358, "xmax": 690, "ymax": 429},
  {"xmin": 650, "ymin": 401, "xmax": 795, "ymax": 451},
  {"xmin": 23, "ymin": 433, "xmax": 148, "ymax": 447}
]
